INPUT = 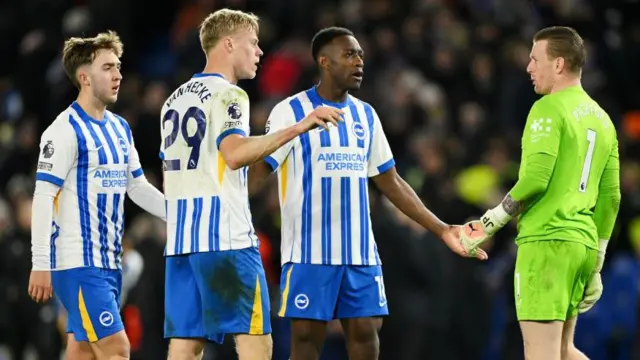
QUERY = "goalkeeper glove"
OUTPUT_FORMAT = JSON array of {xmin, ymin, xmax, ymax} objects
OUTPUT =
[
  {"xmin": 460, "ymin": 204, "xmax": 512, "ymax": 254},
  {"xmin": 578, "ymin": 239, "xmax": 608, "ymax": 314}
]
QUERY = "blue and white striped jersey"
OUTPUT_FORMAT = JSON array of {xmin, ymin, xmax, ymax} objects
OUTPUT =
[
  {"xmin": 265, "ymin": 87, "xmax": 395, "ymax": 266},
  {"xmin": 35, "ymin": 102, "xmax": 143, "ymax": 270},
  {"xmin": 160, "ymin": 74, "xmax": 258, "ymax": 255}
]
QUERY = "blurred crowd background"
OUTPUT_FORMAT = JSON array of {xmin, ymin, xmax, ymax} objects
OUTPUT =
[{"xmin": 1, "ymin": 0, "xmax": 639, "ymax": 359}]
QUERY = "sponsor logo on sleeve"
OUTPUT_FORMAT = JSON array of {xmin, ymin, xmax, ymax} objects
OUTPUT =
[{"xmin": 37, "ymin": 161, "xmax": 53, "ymax": 171}]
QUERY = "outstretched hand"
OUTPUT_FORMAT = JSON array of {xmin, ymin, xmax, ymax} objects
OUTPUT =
[
  {"xmin": 459, "ymin": 220, "xmax": 493, "ymax": 255},
  {"xmin": 441, "ymin": 225, "xmax": 488, "ymax": 260},
  {"xmin": 299, "ymin": 106, "xmax": 344, "ymax": 132}
]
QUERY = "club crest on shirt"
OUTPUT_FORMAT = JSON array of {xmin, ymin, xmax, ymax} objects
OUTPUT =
[
  {"xmin": 351, "ymin": 122, "xmax": 367, "ymax": 140},
  {"xmin": 42, "ymin": 141, "xmax": 55, "ymax": 159},
  {"xmin": 227, "ymin": 102, "xmax": 242, "ymax": 120},
  {"xmin": 118, "ymin": 138, "xmax": 129, "ymax": 156}
]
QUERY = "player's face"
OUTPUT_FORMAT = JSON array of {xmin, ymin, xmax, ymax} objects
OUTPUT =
[
  {"xmin": 87, "ymin": 49, "xmax": 122, "ymax": 105},
  {"xmin": 526, "ymin": 40, "xmax": 555, "ymax": 95},
  {"xmin": 326, "ymin": 35, "xmax": 364, "ymax": 91},
  {"xmin": 232, "ymin": 28, "xmax": 263, "ymax": 80}
]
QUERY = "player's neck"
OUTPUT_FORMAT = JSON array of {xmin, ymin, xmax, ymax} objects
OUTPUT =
[
  {"xmin": 550, "ymin": 77, "xmax": 581, "ymax": 94},
  {"xmin": 202, "ymin": 58, "xmax": 237, "ymax": 85},
  {"xmin": 76, "ymin": 91, "xmax": 107, "ymax": 120},
  {"xmin": 315, "ymin": 81, "xmax": 348, "ymax": 104}
]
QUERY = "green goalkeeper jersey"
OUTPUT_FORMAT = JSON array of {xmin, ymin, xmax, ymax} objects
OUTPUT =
[{"xmin": 515, "ymin": 85, "xmax": 619, "ymax": 249}]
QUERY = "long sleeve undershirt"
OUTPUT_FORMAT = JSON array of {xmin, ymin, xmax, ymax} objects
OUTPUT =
[{"xmin": 31, "ymin": 175, "xmax": 165, "ymax": 270}]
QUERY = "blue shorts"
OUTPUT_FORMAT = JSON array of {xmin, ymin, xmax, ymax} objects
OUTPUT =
[
  {"xmin": 278, "ymin": 263, "xmax": 389, "ymax": 321},
  {"xmin": 51, "ymin": 267, "xmax": 123, "ymax": 342},
  {"xmin": 164, "ymin": 247, "xmax": 271, "ymax": 343}
]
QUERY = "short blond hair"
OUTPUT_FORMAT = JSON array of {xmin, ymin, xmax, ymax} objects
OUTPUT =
[
  {"xmin": 62, "ymin": 30, "xmax": 123, "ymax": 89},
  {"xmin": 199, "ymin": 8, "xmax": 259, "ymax": 54}
]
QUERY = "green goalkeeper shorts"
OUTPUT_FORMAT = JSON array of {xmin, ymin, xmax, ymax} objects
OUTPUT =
[{"xmin": 514, "ymin": 240, "xmax": 598, "ymax": 321}]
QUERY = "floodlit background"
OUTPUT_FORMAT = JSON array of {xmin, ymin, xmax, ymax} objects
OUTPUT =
[{"xmin": 0, "ymin": 0, "xmax": 639, "ymax": 359}]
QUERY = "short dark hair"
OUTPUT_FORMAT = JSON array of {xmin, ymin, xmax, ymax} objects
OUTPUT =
[
  {"xmin": 311, "ymin": 27, "xmax": 354, "ymax": 63},
  {"xmin": 62, "ymin": 31, "xmax": 123, "ymax": 89},
  {"xmin": 533, "ymin": 26, "xmax": 586, "ymax": 74}
]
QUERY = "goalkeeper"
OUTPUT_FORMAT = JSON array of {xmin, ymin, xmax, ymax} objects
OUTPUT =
[{"xmin": 461, "ymin": 26, "xmax": 621, "ymax": 360}]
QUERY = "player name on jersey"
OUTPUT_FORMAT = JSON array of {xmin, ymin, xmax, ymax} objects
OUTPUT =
[{"xmin": 161, "ymin": 74, "xmax": 258, "ymax": 256}]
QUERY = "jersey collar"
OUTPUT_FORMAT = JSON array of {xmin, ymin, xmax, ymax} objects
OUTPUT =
[
  {"xmin": 71, "ymin": 101, "xmax": 108, "ymax": 127},
  {"xmin": 306, "ymin": 86, "xmax": 350, "ymax": 108},
  {"xmin": 192, "ymin": 73, "xmax": 226, "ymax": 80}
]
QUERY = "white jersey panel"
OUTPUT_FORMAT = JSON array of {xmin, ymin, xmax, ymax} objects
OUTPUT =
[
  {"xmin": 265, "ymin": 87, "xmax": 395, "ymax": 266},
  {"xmin": 35, "ymin": 102, "xmax": 138, "ymax": 270},
  {"xmin": 160, "ymin": 73, "xmax": 257, "ymax": 255}
]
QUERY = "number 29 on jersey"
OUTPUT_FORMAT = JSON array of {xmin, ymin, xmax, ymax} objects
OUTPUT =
[{"xmin": 161, "ymin": 106, "xmax": 207, "ymax": 172}]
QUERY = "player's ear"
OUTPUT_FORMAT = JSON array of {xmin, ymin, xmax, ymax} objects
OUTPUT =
[
  {"xmin": 77, "ymin": 68, "xmax": 90, "ymax": 87},
  {"xmin": 555, "ymin": 57, "xmax": 565, "ymax": 74},
  {"xmin": 223, "ymin": 37, "xmax": 234, "ymax": 53},
  {"xmin": 318, "ymin": 54, "xmax": 329, "ymax": 70}
]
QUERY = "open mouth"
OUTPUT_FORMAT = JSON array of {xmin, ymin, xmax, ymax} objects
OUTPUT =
[
  {"xmin": 352, "ymin": 70, "xmax": 364, "ymax": 80},
  {"xmin": 112, "ymin": 85, "xmax": 120, "ymax": 92}
]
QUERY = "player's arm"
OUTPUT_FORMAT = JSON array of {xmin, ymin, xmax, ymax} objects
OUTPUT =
[
  {"xmin": 482, "ymin": 151, "xmax": 558, "ymax": 227},
  {"xmin": 366, "ymin": 105, "xmax": 485, "ymax": 259},
  {"xmin": 247, "ymin": 101, "xmax": 298, "ymax": 196},
  {"xmin": 461, "ymin": 100, "xmax": 562, "ymax": 250},
  {"xmin": 217, "ymin": 88, "xmax": 342, "ymax": 170},
  {"xmin": 126, "ymin": 136, "xmax": 166, "ymax": 221},
  {"xmin": 578, "ymin": 136, "xmax": 621, "ymax": 313},
  {"xmin": 373, "ymin": 167, "xmax": 448, "ymax": 236},
  {"xmin": 29, "ymin": 123, "xmax": 77, "ymax": 302},
  {"xmin": 592, "ymin": 137, "xmax": 621, "ymax": 257}
]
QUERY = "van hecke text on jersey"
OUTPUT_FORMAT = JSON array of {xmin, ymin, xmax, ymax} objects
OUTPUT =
[{"xmin": 165, "ymin": 81, "xmax": 212, "ymax": 108}]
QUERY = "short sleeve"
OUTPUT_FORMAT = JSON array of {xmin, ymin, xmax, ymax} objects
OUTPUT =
[
  {"xmin": 213, "ymin": 86, "xmax": 251, "ymax": 149},
  {"xmin": 35, "ymin": 122, "xmax": 78, "ymax": 187},
  {"xmin": 264, "ymin": 101, "xmax": 296, "ymax": 171},
  {"xmin": 366, "ymin": 104, "xmax": 395, "ymax": 177},
  {"xmin": 521, "ymin": 99, "xmax": 563, "ymax": 157}
]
